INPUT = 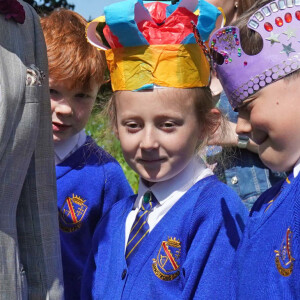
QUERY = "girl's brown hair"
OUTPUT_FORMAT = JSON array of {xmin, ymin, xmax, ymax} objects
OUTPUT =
[{"xmin": 237, "ymin": 0, "xmax": 258, "ymax": 17}]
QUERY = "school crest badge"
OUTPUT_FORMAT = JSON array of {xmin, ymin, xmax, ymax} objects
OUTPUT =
[
  {"xmin": 274, "ymin": 227, "xmax": 295, "ymax": 277},
  {"xmin": 59, "ymin": 194, "xmax": 88, "ymax": 232},
  {"xmin": 152, "ymin": 237, "xmax": 181, "ymax": 281}
]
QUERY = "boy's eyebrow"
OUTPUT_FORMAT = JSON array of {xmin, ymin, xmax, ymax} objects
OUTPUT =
[
  {"xmin": 238, "ymin": 96, "xmax": 255, "ymax": 110},
  {"xmin": 239, "ymin": 89, "xmax": 262, "ymax": 107}
]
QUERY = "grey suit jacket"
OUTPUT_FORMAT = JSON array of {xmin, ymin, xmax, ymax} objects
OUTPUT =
[{"xmin": 0, "ymin": 1, "xmax": 64, "ymax": 299}]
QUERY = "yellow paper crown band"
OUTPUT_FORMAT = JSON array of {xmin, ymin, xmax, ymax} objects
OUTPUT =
[{"xmin": 105, "ymin": 44, "xmax": 210, "ymax": 91}]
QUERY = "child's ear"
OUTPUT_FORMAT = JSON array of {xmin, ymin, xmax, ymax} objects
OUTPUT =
[
  {"xmin": 210, "ymin": 108, "xmax": 221, "ymax": 135},
  {"xmin": 197, "ymin": 108, "xmax": 221, "ymax": 141},
  {"xmin": 113, "ymin": 125, "xmax": 120, "ymax": 140}
]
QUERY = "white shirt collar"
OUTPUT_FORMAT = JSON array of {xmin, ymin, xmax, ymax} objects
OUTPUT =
[
  {"xmin": 293, "ymin": 158, "xmax": 300, "ymax": 178},
  {"xmin": 136, "ymin": 156, "xmax": 213, "ymax": 208},
  {"xmin": 54, "ymin": 130, "xmax": 86, "ymax": 165}
]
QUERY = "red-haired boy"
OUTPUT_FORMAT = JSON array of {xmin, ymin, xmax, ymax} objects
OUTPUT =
[{"xmin": 41, "ymin": 9, "xmax": 132, "ymax": 300}]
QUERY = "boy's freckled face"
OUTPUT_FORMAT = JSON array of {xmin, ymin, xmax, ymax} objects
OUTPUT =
[
  {"xmin": 236, "ymin": 78, "xmax": 300, "ymax": 172},
  {"xmin": 50, "ymin": 78, "xmax": 99, "ymax": 143},
  {"xmin": 115, "ymin": 89, "xmax": 202, "ymax": 183}
]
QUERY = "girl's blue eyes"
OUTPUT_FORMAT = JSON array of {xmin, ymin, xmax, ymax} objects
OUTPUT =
[
  {"xmin": 127, "ymin": 123, "xmax": 139, "ymax": 128},
  {"xmin": 124, "ymin": 122, "xmax": 177, "ymax": 132},
  {"xmin": 161, "ymin": 122, "xmax": 175, "ymax": 128}
]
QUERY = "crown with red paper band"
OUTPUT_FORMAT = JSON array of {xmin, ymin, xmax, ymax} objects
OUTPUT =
[
  {"xmin": 209, "ymin": 0, "xmax": 300, "ymax": 110},
  {"xmin": 86, "ymin": 0, "xmax": 220, "ymax": 91}
]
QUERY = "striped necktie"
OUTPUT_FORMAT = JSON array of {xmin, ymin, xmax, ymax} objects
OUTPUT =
[{"xmin": 125, "ymin": 191, "xmax": 157, "ymax": 265}]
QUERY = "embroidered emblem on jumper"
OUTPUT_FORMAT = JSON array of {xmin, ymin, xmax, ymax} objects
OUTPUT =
[
  {"xmin": 59, "ymin": 194, "xmax": 88, "ymax": 232},
  {"xmin": 152, "ymin": 237, "xmax": 181, "ymax": 281},
  {"xmin": 274, "ymin": 227, "xmax": 295, "ymax": 277}
]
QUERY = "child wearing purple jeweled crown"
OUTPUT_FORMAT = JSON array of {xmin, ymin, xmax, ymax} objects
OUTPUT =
[{"xmin": 210, "ymin": 0, "xmax": 300, "ymax": 298}]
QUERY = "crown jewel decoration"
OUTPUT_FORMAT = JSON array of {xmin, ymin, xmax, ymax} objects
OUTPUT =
[{"xmin": 209, "ymin": 0, "xmax": 300, "ymax": 109}]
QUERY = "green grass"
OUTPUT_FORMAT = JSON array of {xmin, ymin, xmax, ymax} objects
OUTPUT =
[{"xmin": 86, "ymin": 108, "xmax": 139, "ymax": 193}]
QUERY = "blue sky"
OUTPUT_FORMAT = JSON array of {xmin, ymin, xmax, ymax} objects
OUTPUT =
[{"xmin": 70, "ymin": 0, "xmax": 120, "ymax": 21}]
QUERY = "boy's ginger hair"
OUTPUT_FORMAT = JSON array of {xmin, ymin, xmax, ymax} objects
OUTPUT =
[{"xmin": 41, "ymin": 9, "xmax": 106, "ymax": 91}]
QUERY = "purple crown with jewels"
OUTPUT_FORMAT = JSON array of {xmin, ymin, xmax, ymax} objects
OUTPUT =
[{"xmin": 209, "ymin": 0, "xmax": 300, "ymax": 110}]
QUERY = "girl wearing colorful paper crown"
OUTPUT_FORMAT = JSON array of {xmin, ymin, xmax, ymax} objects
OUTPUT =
[
  {"xmin": 82, "ymin": 0, "xmax": 247, "ymax": 299},
  {"xmin": 210, "ymin": 0, "xmax": 300, "ymax": 298}
]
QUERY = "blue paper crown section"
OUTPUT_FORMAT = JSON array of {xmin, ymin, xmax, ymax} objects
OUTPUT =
[{"xmin": 104, "ymin": 0, "xmax": 221, "ymax": 47}]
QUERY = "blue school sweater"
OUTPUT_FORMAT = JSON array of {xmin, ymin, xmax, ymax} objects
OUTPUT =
[
  {"xmin": 81, "ymin": 175, "xmax": 248, "ymax": 299},
  {"xmin": 232, "ymin": 173, "xmax": 300, "ymax": 299},
  {"xmin": 56, "ymin": 136, "xmax": 133, "ymax": 300}
]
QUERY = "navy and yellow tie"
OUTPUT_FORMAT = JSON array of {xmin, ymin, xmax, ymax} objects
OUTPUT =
[{"xmin": 125, "ymin": 191, "xmax": 157, "ymax": 264}]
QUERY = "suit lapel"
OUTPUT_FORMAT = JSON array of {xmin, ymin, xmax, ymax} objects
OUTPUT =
[{"xmin": 0, "ymin": 17, "xmax": 26, "ymax": 160}]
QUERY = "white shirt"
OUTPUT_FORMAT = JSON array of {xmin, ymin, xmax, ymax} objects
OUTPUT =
[
  {"xmin": 124, "ymin": 156, "xmax": 213, "ymax": 249},
  {"xmin": 54, "ymin": 130, "xmax": 87, "ymax": 165},
  {"xmin": 293, "ymin": 158, "xmax": 300, "ymax": 178}
]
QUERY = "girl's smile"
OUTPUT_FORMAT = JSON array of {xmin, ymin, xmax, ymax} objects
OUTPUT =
[{"xmin": 114, "ymin": 88, "xmax": 204, "ymax": 184}]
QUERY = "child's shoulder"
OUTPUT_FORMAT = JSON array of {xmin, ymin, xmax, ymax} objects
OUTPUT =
[
  {"xmin": 180, "ymin": 175, "xmax": 246, "ymax": 216},
  {"xmin": 187, "ymin": 175, "xmax": 248, "ymax": 222},
  {"xmin": 94, "ymin": 194, "xmax": 136, "ymax": 231},
  {"xmin": 56, "ymin": 136, "xmax": 125, "ymax": 178},
  {"xmin": 250, "ymin": 177, "xmax": 285, "ymax": 214},
  {"xmin": 66, "ymin": 135, "xmax": 122, "ymax": 168},
  {"xmin": 83, "ymin": 136, "xmax": 131, "ymax": 183},
  {"xmin": 82, "ymin": 136, "xmax": 118, "ymax": 164},
  {"xmin": 112, "ymin": 193, "xmax": 137, "ymax": 210},
  {"xmin": 193, "ymin": 175, "xmax": 243, "ymax": 204},
  {"xmin": 171, "ymin": 175, "xmax": 247, "ymax": 247}
]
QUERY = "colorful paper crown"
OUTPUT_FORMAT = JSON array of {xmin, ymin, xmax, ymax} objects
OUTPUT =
[
  {"xmin": 209, "ymin": 0, "xmax": 300, "ymax": 110},
  {"xmin": 86, "ymin": 0, "xmax": 220, "ymax": 91}
]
